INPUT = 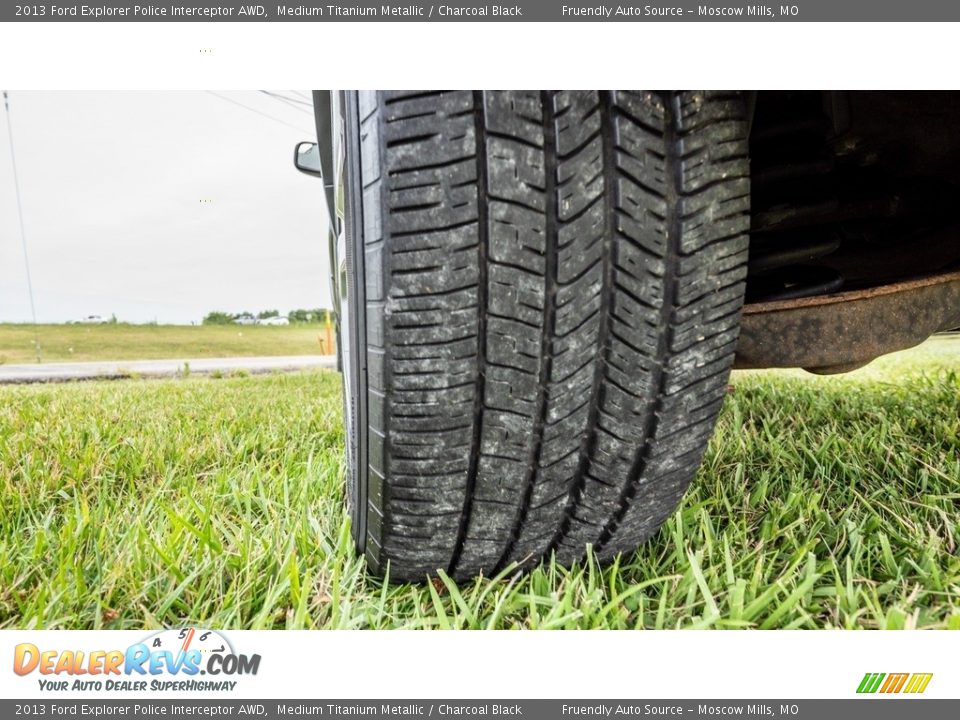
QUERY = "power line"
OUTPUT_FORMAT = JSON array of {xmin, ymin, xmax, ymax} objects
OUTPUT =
[
  {"xmin": 278, "ymin": 91, "xmax": 313, "ymax": 107},
  {"xmin": 3, "ymin": 90, "xmax": 41, "ymax": 362},
  {"xmin": 205, "ymin": 91, "xmax": 313, "ymax": 134},
  {"xmin": 257, "ymin": 91, "xmax": 312, "ymax": 114},
  {"xmin": 258, "ymin": 90, "xmax": 313, "ymax": 113}
]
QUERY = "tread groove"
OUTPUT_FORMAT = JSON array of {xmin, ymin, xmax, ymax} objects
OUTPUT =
[
  {"xmin": 447, "ymin": 91, "xmax": 488, "ymax": 576},
  {"xmin": 492, "ymin": 90, "xmax": 557, "ymax": 574}
]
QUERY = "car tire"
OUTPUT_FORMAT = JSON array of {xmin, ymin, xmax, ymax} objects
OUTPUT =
[{"xmin": 341, "ymin": 90, "xmax": 750, "ymax": 581}]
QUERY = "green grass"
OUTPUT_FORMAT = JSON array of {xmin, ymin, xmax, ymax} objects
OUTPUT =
[
  {"xmin": 1, "ymin": 339, "xmax": 958, "ymax": 629},
  {"xmin": 0, "ymin": 323, "xmax": 332, "ymax": 364}
]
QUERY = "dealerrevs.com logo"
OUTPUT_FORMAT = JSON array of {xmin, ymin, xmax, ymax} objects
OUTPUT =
[{"xmin": 13, "ymin": 628, "xmax": 261, "ymax": 693}]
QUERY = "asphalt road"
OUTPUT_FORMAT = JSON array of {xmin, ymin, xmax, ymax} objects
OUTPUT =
[{"xmin": 0, "ymin": 355, "xmax": 336, "ymax": 384}]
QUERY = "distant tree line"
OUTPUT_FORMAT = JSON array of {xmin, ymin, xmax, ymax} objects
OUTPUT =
[{"xmin": 202, "ymin": 308, "xmax": 330, "ymax": 325}]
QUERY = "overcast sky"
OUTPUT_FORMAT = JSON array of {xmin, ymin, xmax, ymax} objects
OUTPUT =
[{"xmin": 0, "ymin": 91, "xmax": 330, "ymax": 324}]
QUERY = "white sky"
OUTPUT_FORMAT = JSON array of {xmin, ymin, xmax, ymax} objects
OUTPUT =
[{"xmin": 0, "ymin": 91, "xmax": 330, "ymax": 324}]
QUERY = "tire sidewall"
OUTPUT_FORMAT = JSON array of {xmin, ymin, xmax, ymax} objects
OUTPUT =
[{"xmin": 340, "ymin": 91, "xmax": 369, "ymax": 555}]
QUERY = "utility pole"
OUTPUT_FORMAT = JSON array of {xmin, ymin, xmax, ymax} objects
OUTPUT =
[{"xmin": 3, "ymin": 90, "xmax": 41, "ymax": 362}]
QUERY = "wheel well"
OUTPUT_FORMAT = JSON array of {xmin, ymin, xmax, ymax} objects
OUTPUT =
[{"xmin": 747, "ymin": 91, "xmax": 960, "ymax": 303}]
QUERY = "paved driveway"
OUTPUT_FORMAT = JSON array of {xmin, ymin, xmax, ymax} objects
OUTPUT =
[{"xmin": 0, "ymin": 355, "xmax": 336, "ymax": 383}]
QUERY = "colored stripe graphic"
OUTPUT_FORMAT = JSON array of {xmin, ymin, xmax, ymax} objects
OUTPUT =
[
  {"xmin": 904, "ymin": 673, "xmax": 934, "ymax": 694},
  {"xmin": 857, "ymin": 673, "xmax": 885, "ymax": 693},
  {"xmin": 857, "ymin": 672, "xmax": 932, "ymax": 694},
  {"xmin": 880, "ymin": 673, "xmax": 909, "ymax": 693}
]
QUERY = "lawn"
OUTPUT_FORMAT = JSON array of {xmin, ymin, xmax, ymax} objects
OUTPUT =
[
  {"xmin": 0, "ymin": 323, "xmax": 333, "ymax": 364},
  {"xmin": 0, "ymin": 339, "xmax": 958, "ymax": 629}
]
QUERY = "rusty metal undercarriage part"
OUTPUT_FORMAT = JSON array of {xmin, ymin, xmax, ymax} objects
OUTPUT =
[{"xmin": 733, "ymin": 271, "xmax": 960, "ymax": 374}]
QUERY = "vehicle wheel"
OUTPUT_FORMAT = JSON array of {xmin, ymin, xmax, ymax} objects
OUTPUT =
[{"xmin": 341, "ymin": 90, "xmax": 750, "ymax": 581}]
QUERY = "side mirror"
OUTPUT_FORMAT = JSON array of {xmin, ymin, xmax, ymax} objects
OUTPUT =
[{"xmin": 294, "ymin": 141, "xmax": 323, "ymax": 178}]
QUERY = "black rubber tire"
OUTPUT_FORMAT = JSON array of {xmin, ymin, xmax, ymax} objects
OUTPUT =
[{"xmin": 342, "ymin": 90, "xmax": 750, "ymax": 582}]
